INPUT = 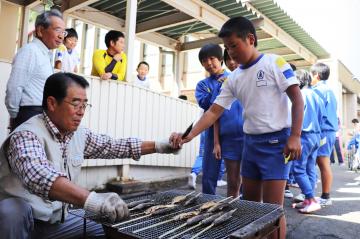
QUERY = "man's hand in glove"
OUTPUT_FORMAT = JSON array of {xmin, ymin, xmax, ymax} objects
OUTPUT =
[
  {"xmin": 155, "ymin": 139, "xmax": 181, "ymax": 154},
  {"xmin": 84, "ymin": 192, "xmax": 129, "ymax": 223}
]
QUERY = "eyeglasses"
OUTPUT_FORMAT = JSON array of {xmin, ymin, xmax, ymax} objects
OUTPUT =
[
  {"xmin": 53, "ymin": 28, "xmax": 68, "ymax": 37},
  {"xmin": 63, "ymin": 100, "xmax": 92, "ymax": 111}
]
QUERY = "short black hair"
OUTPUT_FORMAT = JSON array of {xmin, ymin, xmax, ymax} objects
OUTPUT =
[
  {"xmin": 42, "ymin": 73, "xmax": 89, "ymax": 110},
  {"xmin": 137, "ymin": 61, "xmax": 149, "ymax": 70},
  {"xmin": 218, "ymin": 16, "xmax": 257, "ymax": 47},
  {"xmin": 289, "ymin": 63, "xmax": 296, "ymax": 71},
  {"xmin": 296, "ymin": 69, "xmax": 312, "ymax": 89},
  {"xmin": 223, "ymin": 49, "xmax": 230, "ymax": 63},
  {"xmin": 352, "ymin": 118, "xmax": 359, "ymax": 124},
  {"xmin": 198, "ymin": 43, "xmax": 223, "ymax": 63},
  {"xmin": 65, "ymin": 28, "xmax": 78, "ymax": 39},
  {"xmin": 105, "ymin": 30, "xmax": 125, "ymax": 48},
  {"xmin": 178, "ymin": 95, "xmax": 188, "ymax": 101},
  {"xmin": 310, "ymin": 62, "xmax": 330, "ymax": 80}
]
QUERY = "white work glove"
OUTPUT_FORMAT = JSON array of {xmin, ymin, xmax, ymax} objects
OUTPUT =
[
  {"xmin": 155, "ymin": 139, "xmax": 181, "ymax": 154},
  {"xmin": 84, "ymin": 192, "xmax": 129, "ymax": 223}
]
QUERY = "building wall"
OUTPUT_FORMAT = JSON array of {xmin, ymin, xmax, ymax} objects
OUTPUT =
[{"xmin": 0, "ymin": 1, "xmax": 19, "ymax": 62}]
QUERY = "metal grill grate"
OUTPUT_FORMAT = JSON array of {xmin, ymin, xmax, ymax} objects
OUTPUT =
[{"xmin": 70, "ymin": 190, "xmax": 283, "ymax": 239}]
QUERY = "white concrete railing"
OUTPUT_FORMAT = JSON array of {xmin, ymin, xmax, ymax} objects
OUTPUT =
[
  {"xmin": 81, "ymin": 75, "xmax": 200, "ymax": 168},
  {"xmin": 0, "ymin": 61, "xmax": 200, "ymax": 169}
]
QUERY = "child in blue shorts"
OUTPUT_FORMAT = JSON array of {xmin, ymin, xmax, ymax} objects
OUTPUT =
[
  {"xmin": 171, "ymin": 17, "xmax": 304, "ymax": 239},
  {"xmin": 292, "ymin": 70, "xmax": 325, "ymax": 213},
  {"xmin": 310, "ymin": 62, "xmax": 338, "ymax": 206},
  {"xmin": 195, "ymin": 44, "xmax": 243, "ymax": 196}
]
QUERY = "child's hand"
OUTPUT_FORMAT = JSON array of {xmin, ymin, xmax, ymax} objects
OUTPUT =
[
  {"xmin": 169, "ymin": 132, "xmax": 194, "ymax": 148},
  {"xmin": 213, "ymin": 143, "xmax": 221, "ymax": 160},
  {"xmin": 100, "ymin": 72, "xmax": 112, "ymax": 80},
  {"xmin": 283, "ymin": 135, "xmax": 301, "ymax": 160},
  {"xmin": 113, "ymin": 53, "xmax": 123, "ymax": 62}
]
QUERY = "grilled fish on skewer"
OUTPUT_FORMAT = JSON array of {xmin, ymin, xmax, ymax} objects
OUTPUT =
[
  {"xmin": 129, "ymin": 202, "xmax": 156, "ymax": 211},
  {"xmin": 168, "ymin": 212, "xmax": 224, "ymax": 239},
  {"xmin": 171, "ymin": 191, "xmax": 195, "ymax": 204},
  {"xmin": 158, "ymin": 213, "xmax": 212, "ymax": 239},
  {"xmin": 190, "ymin": 209, "xmax": 237, "ymax": 239},
  {"xmin": 183, "ymin": 193, "xmax": 201, "ymax": 206},
  {"xmin": 132, "ymin": 210, "xmax": 199, "ymax": 234},
  {"xmin": 207, "ymin": 202, "xmax": 230, "ymax": 213},
  {"xmin": 199, "ymin": 196, "xmax": 232, "ymax": 212},
  {"xmin": 145, "ymin": 204, "xmax": 176, "ymax": 214},
  {"xmin": 127, "ymin": 199, "xmax": 152, "ymax": 208}
]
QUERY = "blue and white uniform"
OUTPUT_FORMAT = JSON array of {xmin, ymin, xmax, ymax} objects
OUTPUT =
[
  {"xmin": 293, "ymin": 88, "xmax": 325, "ymax": 199},
  {"xmin": 215, "ymin": 54, "xmax": 299, "ymax": 180},
  {"xmin": 195, "ymin": 70, "xmax": 243, "ymax": 194},
  {"xmin": 312, "ymin": 81, "xmax": 338, "ymax": 157}
]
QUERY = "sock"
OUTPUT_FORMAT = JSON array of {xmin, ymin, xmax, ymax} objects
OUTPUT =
[{"xmin": 321, "ymin": 193, "xmax": 330, "ymax": 199}]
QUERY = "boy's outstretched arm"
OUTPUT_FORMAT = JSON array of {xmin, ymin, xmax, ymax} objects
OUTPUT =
[
  {"xmin": 170, "ymin": 103, "xmax": 225, "ymax": 147},
  {"xmin": 285, "ymin": 84, "xmax": 304, "ymax": 160}
]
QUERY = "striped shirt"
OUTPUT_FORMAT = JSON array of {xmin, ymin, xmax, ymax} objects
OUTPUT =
[
  {"xmin": 5, "ymin": 38, "xmax": 54, "ymax": 118},
  {"xmin": 6, "ymin": 112, "xmax": 142, "ymax": 199}
]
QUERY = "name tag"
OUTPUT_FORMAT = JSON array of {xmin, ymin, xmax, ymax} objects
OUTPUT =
[
  {"xmin": 268, "ymin": 139, "xmax": 279, "ymax": 144},
  {"xmin": 256, "ymin": 80, "xmax": 267, "ymax": 87}
]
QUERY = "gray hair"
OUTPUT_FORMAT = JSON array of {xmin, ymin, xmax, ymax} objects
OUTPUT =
[{"xmin": 35, "ymin": 9, "xmax": 63, "ymax": 29}]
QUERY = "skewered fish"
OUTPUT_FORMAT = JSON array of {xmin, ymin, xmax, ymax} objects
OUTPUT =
[
  {"xmin": 127, "ymin": 198, "xmax": 151, "ymax": 208},
  {"xmin": 199, "ymin": 211, "xmax": 223, "ymax": 225},
  {"xmin": 185, "ymin": 212, "xmax": 212, "ymax": 226},
  {"xmin": 171, "ymin": 191, "xmax": 195, "ymax": 204},
  {"xmin": 173, "ymin": 211, "xmax": 200, "ymax": 220},
  {"xmin": 199, "ymin": 201, "xmax": 218, "ymax": 212},
  {"xmin": 207, "ymin": 202, "xmax": 231, "ymax": 213},
  {"xmin": 145, "ymin": 204, "xmax": 176, "ymax": 214},
  {"xmin": 129, "ymin": 202, "xmax": 156, "ymax": 211},
  {"xmin": 183, "ymin": 193, "xmax": 201, "ymax": 206}
]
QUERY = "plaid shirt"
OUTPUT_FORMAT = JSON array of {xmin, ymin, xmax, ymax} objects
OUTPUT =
[{"xmin": 6, "ymin": 112, "xmax": 142, "ymax": 199}]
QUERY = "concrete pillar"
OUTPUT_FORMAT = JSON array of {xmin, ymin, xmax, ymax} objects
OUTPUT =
[
  {"xmin": 124, "ymin": 0, "xmax": 137, "ymax": 82},
  {"xmin": 174, "ymin": 51, "xmax": 184, "ymax": 96},
  {"xmin": 345, "ymin": 93, "xmax": 357, "ymax": 127}
]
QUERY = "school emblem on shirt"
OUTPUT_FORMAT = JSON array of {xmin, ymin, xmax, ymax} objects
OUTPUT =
[{"xmin": 256, "ymin": 70, "xmax": 267, "ymax": 87}]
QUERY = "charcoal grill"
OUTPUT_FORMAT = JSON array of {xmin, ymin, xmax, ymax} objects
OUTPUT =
[{"xmin": 70, "ymin": 190, "xmax": 283, "ymax": 239}]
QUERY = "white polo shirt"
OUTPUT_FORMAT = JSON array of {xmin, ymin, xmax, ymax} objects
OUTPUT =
[{"xmin": 214, "ymin": 54, "xmax": 299, "ymax": 134}]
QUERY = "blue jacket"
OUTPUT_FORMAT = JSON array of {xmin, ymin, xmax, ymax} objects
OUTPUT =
[
  {"xmin": 195, "ymin": 70, "xmax": 243, "ymax": 160},
  {"xmin": 312, "ymin": 81, "xmax": 338, "ymax": 132},
  {"xmin": 301, "ymin": 88, "xmax": 325, "ymax": 134}
]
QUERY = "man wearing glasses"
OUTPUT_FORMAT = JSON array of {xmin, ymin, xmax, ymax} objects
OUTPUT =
[
  {"xmin": 5, "ymin": 9, "xmax": 66, "ymax": 131},
  {"xmin": 0, "ymin": 72, "xmax": 180, "ymax": 238}
]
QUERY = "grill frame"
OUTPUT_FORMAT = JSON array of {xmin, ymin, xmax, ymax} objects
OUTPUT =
[{"xmin": 70, "ymin": 190, "xmax": 284, "ymax": 239}]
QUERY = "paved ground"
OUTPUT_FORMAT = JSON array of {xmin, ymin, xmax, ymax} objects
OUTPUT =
[{"xmin": 180, "ymin": 163, "xmax": 360, "ymax": 239}]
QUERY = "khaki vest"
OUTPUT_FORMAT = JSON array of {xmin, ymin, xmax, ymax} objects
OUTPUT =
[{"xmin": 0, "ymin": 114, "xmax": 86, "ymax": 223}]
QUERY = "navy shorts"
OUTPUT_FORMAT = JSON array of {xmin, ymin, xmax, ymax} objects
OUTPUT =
[
  {"xmin": 241, "ymin": 128, "xmax": 291, "ymax": 180},
  {"xmin": 317, "ymin": 131, "xmax": 336, "ymax": 157}
]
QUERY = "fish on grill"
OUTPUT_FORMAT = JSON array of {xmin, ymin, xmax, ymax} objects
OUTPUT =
[
  {"xmin": 207, "ymin": 202, "xmax": 231, "ymax": 213},
  {"xmin": 183, "ymin": 193, "xmax": 201, "ymax": 206},
  {"xmin": 185, "ymin": 212, "xmax": 212, "ymax": 226},
  {"xmin": 199, "ymin": 211, "xmax": 223, "ymax": 225},
  {"xmin": 171, "ymin": 191, "xmax": 195, "ymax": 204},
  {"xmin": 145, "ymin": 204, "xmax": 177, "ymax": 214},
  {"xmin": 129, "ymin": 202, "xmax": 156, "ymax": 211},
  {"xmin": 199, "ymin": 201, "xmax": 217, "ymax": 212},
  {"xmin": 173, "ymin": 211, "xmax": 200, "ymax": 220},
  {"xmin": 127, "ymin": 198, "xmax": 151, "ymax": 208}
]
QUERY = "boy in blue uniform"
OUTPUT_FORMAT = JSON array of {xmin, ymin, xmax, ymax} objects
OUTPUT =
[
  {"xmin": 292, "ymin": 70, "xmax": 325, "ymax": 213},
  {"xmin": 171, "ymin": 17, "xmax": 303, "ymax": 239},
  {"xmin": 310, "ymin": 62, "xmax": 338, "ymax": 206},
  {"xmin": 195, "ymin": 44, "xmax": 243, "ymax": 196}
]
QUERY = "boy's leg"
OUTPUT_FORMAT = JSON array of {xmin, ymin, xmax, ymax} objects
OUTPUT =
[
  {"xmin": 191, "ymin": 155, "xmax": 203, "ymax": 175},
  {"xmin": 330, "ymin": 149, "xmax": 335, "ymax": 164},
  {"xmin": 0, "ymin": 198, "xmax": 33, "ymax": 239},
  {"xmin": 202, "ymin": 152, "xmax": 221, "ymax": 195},
  {"xmin": 218, "ymin": 160, "xmax": 226, "ymax": 180},
  {"xmin": 224, "ymin": 159, "xmax": 241, "ymax": 197},
  {"xmin": 33, "ymin": 213, "xmax": 105, "ymax": 239},
  {"xmin": 242, "ymin": 177, "xmax": 262, "ymax": 201},
  {"xmin": 263, "ymin": 180, "xmax": 287, "ymax": 239}
]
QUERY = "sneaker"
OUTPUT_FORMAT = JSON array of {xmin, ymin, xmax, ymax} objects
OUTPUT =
[
  {"xmin": 292, "ymin": 199, "xmax": 310, "ymax": 209},
  {"xmin": 293, "ymin": 193, "xmax": 305, "ymax": 202},
  {"xmin": 188, "ymin": 173, "xmax": 196, "ymax": 189},
  {"xmin": 316, "ymin": 197, "xmax": 333, "ymax": 207},
  {"xmin": 217, "ymin": 180, "xmax": 227, "ymax": 187},
  {"xmin": 339, "ymin": 162, "xmax": 345, "ymax": 166},
  {"xmin": 299, "ymin": 201, "xmax": 321, "ymax": 213},
  {"xmin": 284, "ymin": 189, "xmax": 294, "ymax": 198}
]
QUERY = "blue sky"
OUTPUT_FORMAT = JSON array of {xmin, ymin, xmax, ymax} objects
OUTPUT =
[{"xmin": 275, "ymin": 0, "xmax": 360, "ymax": 79}]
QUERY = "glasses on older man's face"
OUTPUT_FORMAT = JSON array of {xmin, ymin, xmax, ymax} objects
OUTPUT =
[
  {"xmin": 63, "ymin": 100, "xmax": 92, "ymax": 111},
  {"xmin": 53, "ymin": 27, "xmax": 68, "ymax": 37}
]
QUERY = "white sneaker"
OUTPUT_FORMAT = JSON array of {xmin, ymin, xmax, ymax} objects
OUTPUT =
[
  {"xmin": 316, "ymin": 197, "xmax": 333, "ymax": 207},
  {"xmin": 217, "ymin": 180, "xmax": 227, "ymax": 187},
  {"xmin": 293, "ymin": 193, "xmax": 305, "ymax": 202},
  {"xmin": 284, "ymin": 189, "xmax": 294, "ymax": 198},
  {"xmin": 188, "ymin": 173, "xmax": 196, "ymax": 189}
]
